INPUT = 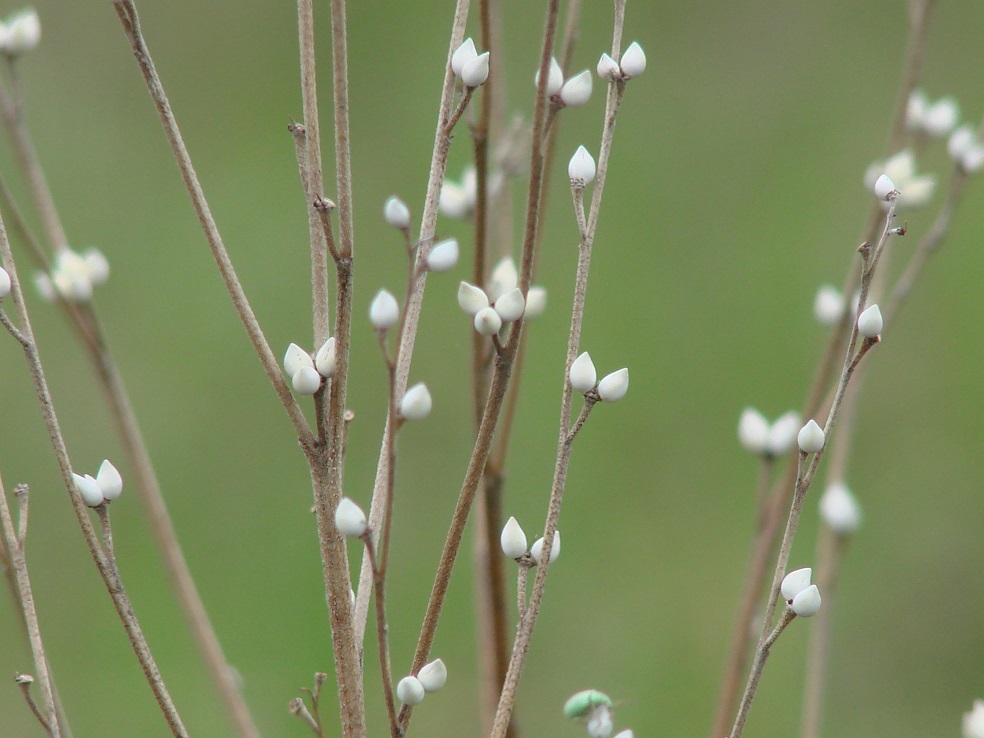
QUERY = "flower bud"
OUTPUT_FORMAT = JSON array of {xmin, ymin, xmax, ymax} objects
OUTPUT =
[
  {"xmin": 873, "ymin": 174, "xmax": 898, "ymax": 201},
  {"xmin": 425, "ymin": 238, "xmax": 459, "ymax": 273},
  {"xmin": 569, "ymin": 352, "xmax": 597, "ymax": 393},
  {"xmin": 737, "ymin": 407, "xmax": 770, "ymax": 454},
  {"xmin": 292, "ymin": 366, "xmax": 323, "ymax": 395},
  {"xmin": 560, "ymin": 70, "xmax": 593, "ymax": 107},
  {"xmin": 534, "ymin": 57, "xmax": 564, "ymax": 96},
  {"xmin": 597, "ymin": 368, "xmax": 629, "ymax": 402},
  {"xmin": 334, "ymin": 497, "xmax": 368, "ymax": 538},
  {"xmin": 396, "ymin": 675, "xmax": 425, "ymax": 706},
  {"xmin": 500, "ymin": 516, "xmax": 528, "ymax": 558},
  {"xmin": 819, "ymin": 482, "xmax": 862, "ymax": 535},
  {"xmin": 369, "ymin": 289, "xmax": 400, "ymax": 329},
  {"xmin": 597, "ymin": 52, "xmax": 620, "ymax": 81},
  {"xmin": 384, "ymin": 196, "xmax": 411, "ymax": 229},
  {"xmin": 462, "ymin": 51, "xmax": 490, "ymax": 88},
  {"xmin": 767, "ymin": 411, "xmax": 800, "ymax": 456},
  {"xmin": 620, "ymin": 41, "xmax": 647, "ymax": 78},
  {"xmin": 474, "ymin": 306, "xmax": 503, "ymax": 336},
  {"xmin": 530, "ymin": 531, "xmax": 560, "ymax": 564},
  {"xmin": 797, "ymin": 419, "xmax": 825, "ymax": 453},
  {"xmin": 963, "ymin": 700, "xmax": 984, "ymax": 738},
  {"xmin": 73, "ymin": 472, "xmax": 104, "ymax": 508},
  {"xmin": 96, "ymin": 460, "xmax": 123, "ymax": 502},
  {"xmin": 0, "ymin": 266, "xmax": 10, "ymax": 298},
  {"xmin": 524, "ymin": 286, "xmax": 547, "ymax": 319},
  {"xmin": 791, "ymin": 584, "xmax": 822, "ymax": 617},
  {"xmin": 5, "ymin": 10, "xmax": 40, "ymax": 55},
  {"xmin": 563, "ymin": 690, "xmax": 613, "ymax": 720},
  {"xmin": 493, "ymin": 287, "xmax": 526, "ymax": 322},
  {"xmin": 284, "ymin": 343, "xmax": 315, "ymax": 378},
  {"xmin": 923, "ymin": 96, "xmax": 959, "ymax": 137},
  {"xmin": 568, "ymin": 145, "xmax": 597, "ymax": 187},
  {"xmin": 439, "ymin": 181, "xmax": 471, "ymax": 219},
  {"xmin": 813, "ymin": 284, "xmax": 845, "ymax": 327},
  {"xmin": 457, "ymin": 281, "xmax": 490, "ymax": 315},
  {"xmin": 315, "ymin": 337, "xmax": 337, "ymax": 378},
  {"xmin": 417, "ymin": 659, "xmax": 448, "ymax": 693},
  {"xmin": 857, "ymin": 304, "xmax": 883, "ymax": 339},
  {"xmin": 781, "ymin": 567, "xmax": 812, "ymax": 601},
  {"xmin": 400, "ymin": 383, "xmax": 433, "ymax": 420},
  {"xmin": 487, "ymin": 257, "xmax": 518, "ymax": 302},
  {"xmin": 451, "ymin": 38, "xmax": 477, "ymax": 76}
]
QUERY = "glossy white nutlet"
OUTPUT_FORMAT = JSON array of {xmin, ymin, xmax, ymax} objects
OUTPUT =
[
  {"xmin": 873, "ymin": 174, "xmax": 898, "ymax": 201},
  {"xmin": 473, "ymin": 306, "xmax": 503, "ymax": 336},
  {"xmin": 457, "ymin": 282, "xmax": 490, "ymax": 315},
  {"xmin": 369, "ymin": 289, "xmax": 400, "ymax": 329},
  {"xmin": 450, "ymin": 38, "xmax": 477, "ymax": 76},
  {"xmin": 0, "ymin": 266, "xmax": 10, "ymax": 298},
  {"xmin": 493, "ymin": 287, "xmax": 526, "ymax": 323},
  {"xmin": 813, "ymin": 284, "xmax": 845, "ymax": 327},
  {"xmin": 569, "ymin": 352, "xmax": 598, "ymax": 393},
  {"xmin": 396, "ymin": 676, "xmax": 426, "ymax": 706},
  {"xmin": 500, "ymin": 516, "xmax": 528, "ymax": 558},
  {"xmin": 923, "ymin": 96, "xmax": 959, "ymax": 137},
  {"xmin": 82, "ymin": 248, "xmax": 110, "ymax": 285},
  {"xmin": 963, "ymin": 700, "xmax": 984, "ymax": 738},
  {"xmin": 383, "ymin": 196, "xmax": 411, "ymax": 229},
  {"xmin": 530, "ymin": 531, "xmax": 560, "ymax": 564},
  {"xmin": 534, "ymin": 57, "xmax": 564, "ymax": 96},
  {"xmin": 619, "ymin": 41, "xmax": 647, "ymax": 78},
  {"xmin": 417, "ymin": 659, "xmax": 448, "ymax": 693},
  {"xmin": 400, "ymin": 383, "xmax": 433, "ymax": 421},
  {"xmin": 523, "ymin": 286, "xmax": 547, "ymax": 319},
  {"xmin": 737, "ymin": 407, "xmax": 770, "ymax": 455},
  {"xmin": 315, "ymin": 337, "xmax": 337, "ymax": 378},
  {"xmin": 96, "ymin": 460, "xmax": 123, "ymax": 502},
  {"xmin": 487, "ymin": 257, "xmax": 518, "ymax": 303},
  {"xmin": 819, "ymin": 482, "xmax": 862, "ymax": 535},
  {"xmin": 791, "ymin": 584, "xmax": 822, "ymax": 617},
  {"xmin": 797, "ymin": 419, "xmax": 825, "ymax": 454},
  {"xmin": 334, "ymin": 497, "xmax": 368, "ymax": 538},
  {"xmin": 292, "ymin": 366, "xmax": 323, "ymax": 396},
  {"xmin": 568, "ymin": 145, "xmax": 597, "ymax": 187},
  {"xmin": 597, "ymin": 52, "xmax": 620, "ymax": 81},
  {"xmin": 5, "ymin": 9, "xmax": 40, "ymax": 55},
  {"xmin": 597, "ymin": 368, "xmax": 629, "ymax": 402},
  {"xmin": 426, "ymin": 238, "xmax": 459, "ymax": 273},
  {"xmin": 766, "ymin": 410, "xmax": 801, "ymax": 457},
  {"xmin": 73, "ymin": 472, "xmax": 104, "ymax": 508},
  {"xmin": 780, "ymin": 567, "xmax": 813, "ymax": 601},
  {"xmin": 284, "ymin": 343, "xmax": 315, "ymax": 377},
  {"xmin": 559, "ymin": 70, "xmax": 593, "ymax": 107},
  {"xmin": 462, "ymin": 51, "xmax": 490, "ymax": 88},
  {"xmin": 857, "ymin": 304, "xmax": 883, "ymax": 339}
]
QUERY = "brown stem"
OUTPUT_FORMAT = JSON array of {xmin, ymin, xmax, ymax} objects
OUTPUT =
[{"xmin": 363, "ymin": 536, "xmax": 400, "ymax": 738}]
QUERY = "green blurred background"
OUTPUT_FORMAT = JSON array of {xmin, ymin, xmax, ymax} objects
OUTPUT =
[{"xmin": 0, "ymin": 0, "xmax": 982, "ymax": 736}]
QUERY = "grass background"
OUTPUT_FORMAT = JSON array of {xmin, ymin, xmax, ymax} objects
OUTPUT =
[{"xmin": 0, "ymin": 0, "xmax": 982, "ymax": 736}]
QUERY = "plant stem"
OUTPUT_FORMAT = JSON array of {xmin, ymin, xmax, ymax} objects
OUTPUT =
[{"xmin": 363, "ymin": 536, "xmax": 399, "ymax": 738}]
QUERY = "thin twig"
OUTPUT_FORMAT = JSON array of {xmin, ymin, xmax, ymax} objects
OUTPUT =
[
  {"xmin": 363, "ymin": 535, "xmax": 400, "ymax": 738},
  {"xmin": 16, "ymin": 675, "xmax": 50, "ymax": 736}
]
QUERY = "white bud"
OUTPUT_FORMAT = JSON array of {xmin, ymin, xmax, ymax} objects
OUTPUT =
[
  {"xmin": 766, "ymin": 410, "xmax": 800, "ymax": 456},
  {"xmin": 569, "ymin": 352, "xmax": 597, "ymax": 393},
  {"xmin": 500, "ymin": 516, "xmax": 528, "ymax": 558},
  {"xmin": 493, "ymin": 287, "xmax": 526, "ymax": 323},
  {"xmin": 534, "ymin": 57, "xmax": 564, "ymax": 96},
  {"xmin": 400, "ymin": 383, "xmax": 433, "ymax": 421},
  {"xmin": 474, "ymin": 306, "xmax": 503, "ymax": 336},
  {"xmin": 586, "ymin": 704, "xmax": 614, "ymax": 738},
  {"xmin": 384, "ymin": 196, "xmax": 411, "ymax": 229},
  {"xmin": 426, "ymin": 238, "xmax": 459, "ymax": 273},
  {"xmin": 457, "ymin": 282, "xmax": 490, "ymax": 315},
  {"xmin": 873, "ymin": 174, "xmax": 898, "ymax": 201},
  {"xmin": 905, "ymin": 89, "xmax": 927, "ymax": 131},
  {"xmin": 292, "ymin": 366, "xmax": 323, "ymax": 395},
  {"xmin": 857, "ymin": 304, "xmax": 883, "ymax": 339},
  {"xmin": 462, "ymin": 51, "xmax": 490, "ymax": 88},
  {"xmin": 797, "ymin": 419, "xmax": 825, "ymax": 453},
  {"xmin": 524, "ymin": 286, "xmax": 547, "ymax": 319},
  {"xmin": 96, "ymin": 460, "xmax": 123, "ymax": 502},
  {"xmin": 568, "ymin": 145, "xmax": 597, "ymax": 187},
  {"xmin": 369, "ymin": 289, "xmax": 400, "ymax": 329},
  {"xmin": 559, "ymin": 70, "xmax": 593, "ymax": 107},
  {"xmin": 923, "ymin": 96, "xmax": 959, "ymax": 137},
  {"xmin": 334, "ymin": 497, "xmax": 368, "ymax": 538},
  {"xmin": 737, "ymin": 407, "xmax": 770, "ymax": 455},
  {"xmin": 530, "ymin": 531, "xmax": 560, "ymax": 564},
  {"xmin": 619, "ymin": 41, "xmax": 647, "ymax": 78},
  {"xmin": 819, "ymin": 482, "xmax": 862, "ymax": 535},
  {"xmin": 439, "ymin": 181, "xmax": 472, "ymax": 219},
  {"xmin": 781, "ymin": 567, "xmax": 812, "ymax": 601},
  {"xmin": 73, "ymin": 472, "xmax": 104, "ymax": 508},
  {"xmin": 813, "ymin": 284, "xmax": 845, "ymax": 327},
  {"xmin": 450, "ymin": 37, "xmax": 477, "ymax": 76},
  {"xmin": 5, "ymin": 10, "xmax": 40, "ymax": 55},
  {"xmin": 597, "ymin": 52, "xmax": 620, "ymax": 81},
  {"xmin": 417, "ymin": 659, "xmax": 448, "ymax": 693},
  {"xmin": 962, "ymin": 145, "xmax": 984, "ymax": 174},
  {"xmin": 948, "ymin": 125, "xmax": 976, "ymax": 161},
  {"xmin": 791, "ymin": 584, "xmax": 822, "ymax": 617},
  {"xmin": 34, "ymin": 272, "xmax": 55, "ymax": 302},
  {"xmin": 0, "ymin": 266, "xmax": 10, "ymax": 298},
  {"xmin": 284, "ymin": 342, "xmax": 315, "ymax": 378},
  {"xmin": 597, "ymin": 368, "xmax": 629, "ymax": 402},
  {"xmin": 963, "ymin": 700, "xmax": 984, "ymax": 738},
  {"xmin": 82, "ymin": 248, "xmax": 110, "ymax": 285},
  {"xmin": 396, "ymin": 676, "xmax": 426, "ymax": 706},
  {"xmin": 613, "ymin": 732, "xmax": 635, "ymax": 738},
  {"xmin": 315, "ymin": 337, "xmax": 337, "ymax": 378},
  {"xmin": 487, "ymin": 257, "xmax": 518, "ymax": 303}
]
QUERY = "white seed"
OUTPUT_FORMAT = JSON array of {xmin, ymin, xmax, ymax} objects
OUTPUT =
[
  {"xmin": 797, "ymin": 419, "xmax": 825, "ymax": 454},
  {"xmin": 284, "ymin": 343, "xmax": 315, "ymax": 377},
  {"xmin": 400, "ymin": 383, "xmax": 433, "ymax": 421},
  {"xmin": 426, "ymin": 238, "xmax": 459, "ymax": 273},
  {"xmin": 292, "ymin": 366, "xmax": 323, "ymax": 395},
  {"xmin": 791, "ymin": 584, "xmax": 822, "ymax": 617},
  {"xmin": 334, "ymin": 497, "xmax": 368, "ymax": 538},
  {"xmin": 96, "ymin": 460, "xmax": 123, "ymax": 501},
  {"xmin": 369, "ymin": 289, "xmax": 400, "ymax": 329},
  {"xmin": 417, "ymin": 659, "xmax": 448, "ymax": 693},
  {"xmin": 73, "ymin": 472, "xmax": 104, "ymax": 508},
  {"xmin": 462, "ymin": 51, "xmax": 490, "ymax": 88},
  {"xmin": 396, "ymin": 676, "xmax": 425, "ymax": 706},
  {"xmin": 383, "ymin": 196, "xmax": 411, "ymax": 229},
  {"xmin": 619, "ymin": 41, "xmax": 647, "ymax": 78},
  {"xmin": 559, "ymin": 70, "xmax": 593, "ymax": 107},
  {"xmin": 457, "ymin": 282, "xmax": 489, "ymax": 315},
  {"xmin": 530, "ymin": 531, "xmax": 560, "ymax": 564},
  {"xmin": 473, "ymin": 306, "xmax": 502, "ymax": 336},
  {"xmin": 315, "ymin": 337, "xmax": 337, "ymax": 378},
  {"xmin": 780, "ymin": 567, "xmax": 812, "ymax": 601},
  {"xmin": 569, "ymin": 352, "xmax": 598, "ymax": 393},
  {"xmin": 856, "ymin": 304, "xmax": 883, "ymax": 339},
  {"xmin": 596, "ymin": 368, "xmax": 629, "ymax": 402},
  {"xmin": 500, "ymin": 516, "xmax": 528, "ymax": 558},
  {"xmin": 493, "ymin": 287, "xmax": 526, "ymax": 323},
  {"xmin": 450, "ymin": 38, "xmax": 477, "ymax": 76}
]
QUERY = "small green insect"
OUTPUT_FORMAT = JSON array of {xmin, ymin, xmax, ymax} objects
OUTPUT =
[{"xmin": 563, "ymin": 689, "xmax": 613, "ymax": 720}]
